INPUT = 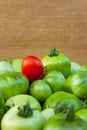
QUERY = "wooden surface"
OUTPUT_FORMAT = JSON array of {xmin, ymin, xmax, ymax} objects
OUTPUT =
[{"xmin": 0, "ymin": 0, "xmax": 87, "ymax": 65}]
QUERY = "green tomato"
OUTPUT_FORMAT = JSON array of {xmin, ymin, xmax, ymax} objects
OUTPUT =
[
  {"xmin": 43, "ymin": 91, "xmax": 83, "ymax": 112},
  {"xmin": 70, "ymin": 61, "xmax": 82, "ymax": 75},
  {"xmin": 5, "ymin": 94, "xmax": 41, "ymax": 112},
  {"xmin": 43, "ymin": 109, "xmax": 87, "ymax": 130},
  {"xmin": 10, "ymin": 58, "xmax": 23, "ymax": 72},
  {"xmin": 42, "ymin": 48, "xmax": 71, "ymax": 78},
  {"xmin": 0, "ymin": 72, "xmax": 29, "ymax": 100},
  {"xmin": 0, "ymin": 61, "xmax": 15, "ymax": 76},
  {"xmin": 44, "ymin": 70, "xmax": 66, "ymax": 93},
  {"xmin": 29, "ymin": 79, "xmax": 52, "ymax": 103},
  {"xmin": 1, "ymin": 103, "xmax": 45, "ymax": 130},
  {"xmin": 75, "ymin": 109, "xmax": 87, "ymax": 122},
  {"xmin": 43, "ymin": 104, "xmax": 87, "ymax": 130},
  {"xmin": 65, "ymin": 71, "xmax": 87, "ymax": 99}
]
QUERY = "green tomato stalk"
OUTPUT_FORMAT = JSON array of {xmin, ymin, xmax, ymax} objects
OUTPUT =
[
  {"xmin": 48, "ymin": 48, "xmax": 59, "ymax": 57},
  {"xmin": 17, "ymin": 102, "xmax": 33, "ymax": 118},
  {"xmin": 66, "ymin": 104, "xmax": 75, "ymax": 122}
]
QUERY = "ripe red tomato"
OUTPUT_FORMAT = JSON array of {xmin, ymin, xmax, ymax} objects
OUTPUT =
[{"xmin": 22, "ymin": 56, "xmax": 44, "ymax": 82}]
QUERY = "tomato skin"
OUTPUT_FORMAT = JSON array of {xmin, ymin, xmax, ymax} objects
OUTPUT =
[
  {"xmin": 1, "ymin": 105, "xmax": 45, "ymax": 130},
  {"xmin": 5, "ymin": 94, "xmax": 42, "ymax": 111},
  {"xmin": 0, "ymin": 72, "xmax": 29, "ymax": 100},
  {"xmin": 43, "ymin": 114, "xmax": 87, "ymax": 130},
  {"xmin": 65, "ymin": 71, "xmax": 87, "ymax": 99},
  {"xmin": 43, "ymin": 91, "xmax": 83, "ymax": 112},
  {"xmin": 43, "ymin": 104, "xmax": 87, "ymax": 130},
  {"xmin": 22, "ymin": 56, "xmax": 44, "ymax": 82},
  {"xmin": 44, "ymin": 70, "xmax": 66, "ymax": 93},
  {"xmin": 29, "ymin": 79, "xmax": 52, "ymax": 103},
  {"xmin": 41, "ymin": 108, "xmax": 55, "ymax": 122},
  {"xmin": 42, "ymin": 48, "xmax": 71, "ymax": 78},
  {"xmin": 75, "ymin": 109, "xmax": 87, "ymax": 122}
]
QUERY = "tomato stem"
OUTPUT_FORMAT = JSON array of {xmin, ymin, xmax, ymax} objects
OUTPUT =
[
  {"xmin": 54, "ymin": 102, "xmax": 75, "ymax": 122},
  {"xmin": 66, "ymin": 104, "xmax": 75, "ymax": 122},
  {"xmin": 54, "ymin": 101, "xmax": 70, "ymax": 114},
  {"xmin": 48, "ymin": 48, "xmax": 59, "ymax": 57},
  {"xmin": 54, "ymin": 101, "xmax": 67, "ymax": 114},
  {"xmin": 17, "ymin": 102, "xmax": 33, "ymax": 117}
]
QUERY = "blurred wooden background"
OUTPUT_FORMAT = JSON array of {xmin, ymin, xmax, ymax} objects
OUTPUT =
[{"xmin": 0, "ymin": 0, "xmax": 87, "ymax": 65}]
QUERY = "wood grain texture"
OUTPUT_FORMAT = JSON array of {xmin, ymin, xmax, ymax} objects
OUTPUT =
[{"xmin": 0, "ymin": 0, "xmax": 87, "ymax": 65}]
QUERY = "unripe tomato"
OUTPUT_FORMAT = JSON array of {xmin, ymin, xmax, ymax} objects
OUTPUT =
[
  {"xmin": 29, "ymin": 79, "xmax": 52, "ymax": 103},
  {"xmin": 42, "ymin": 48, "xmax": 71, "ymax": 78},
  {"xmin": 1, "ymin": 103, "xmax": 45, "ymax": 130},
  {"xmin": 65, "ymin": 71, "xmax": 87, "ymax": 99},
  {"xmin": 10, "ymin": 58, "xmax": 23, "ymax": 72}
]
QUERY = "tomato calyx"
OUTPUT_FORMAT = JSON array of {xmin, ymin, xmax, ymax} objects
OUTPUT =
[
  {"xmin": 48, "ymin": 48, "xmax": 59, "ymax": 57},
  {"xmin": 53, "ymin": 101, "xmax": 70, "ymax": 114},
  {"xmin": 53, "ymin": 102, "xmax": 75, "ymax": 122},
  {"xmin": 66, "ymin": 104, "xmax": 75, "ymax": 122},
  {"xmin": 17, "ymin": 102, "xmax": 33, "ymax": 118},
  {"xmin": 53, "ymin": 101, "xmax": 67, "ymax": 114}
]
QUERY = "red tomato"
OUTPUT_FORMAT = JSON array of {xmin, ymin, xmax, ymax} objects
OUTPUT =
[{"xmin": 22, "ymin": 56, "xmax": 44, "ymax": 82}]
